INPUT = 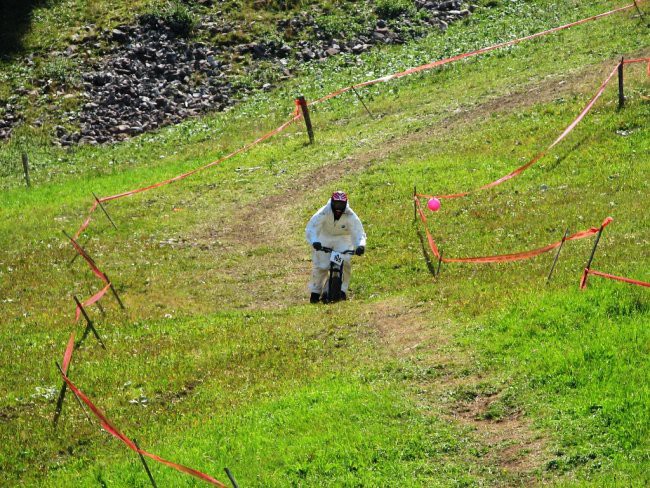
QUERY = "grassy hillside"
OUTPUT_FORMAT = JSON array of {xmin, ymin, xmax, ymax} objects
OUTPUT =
[{"xmin": 1, "ymin": 0, "xmax": 649, "ymax": 486}]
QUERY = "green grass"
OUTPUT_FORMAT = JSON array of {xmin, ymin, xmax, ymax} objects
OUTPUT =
[
  {"xmin": 463, "ymin": 286, "xmax": 650, "ymax": 482},
  {"xmin": 1, "ymin": 0, "xmax": 649, "ymax": 486},
  {"xmin": 44, "ymin": 376, "xmax": 485, "ymax": 486}
]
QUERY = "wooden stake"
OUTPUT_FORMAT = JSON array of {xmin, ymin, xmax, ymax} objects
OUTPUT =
[
  {"xmin": 633, "ymin": 0, "xmax": 648, "ymax": 24},
  {"xmin": 73, "ymin": 296, "xmax": 106, "ymax": 349},
  {"xmin": 296, "ymin": 96, "xmax": 314, "ymax": 144},
  {"xmin": 133, "ymin": 439, "xmax": 158, "ymax": 488},
  {"xmin": 546, "ymin": 227, "xmax": 570, "ymax": 284},
  {"xmin": 102, "ymin": 272, "xmax": 126, "ymax": 310},
  {"xmin": 93, "ymin": 192, "xmax": 118, "ymax": 230},
  {"xmin": 618, "ymin": 58, "xmax": 625, "ymax": 110},
  {"xmin": 54, "ymin": 361, "xmax": 91, "ymax": 423},
  {"xmin": 584, "ymin": 226, "xmax": 605, "ymax": 274},
  {"xmin": 351, "ymin": 86, "xmax": 374, "ymax": 118},
  {"xmin": 436, "ymin": 250, "xmax": 444, "ymax": 276},
  {"xmin": 224, "ymin": 468, "xmax": 240, "ymax": 488},
  {"xmin": 21, "ymin": 153, "xmax": 31, "ymax": 188},
  {"xmin": 580, "ymin": 267, "xmax": 591, "ymax": 290},
  {"xmin": 63, "ymin": 230, "xmax": 98, "ymax": 267},
  {"xmin": 413, "ymin": 186, "xmax": 417, "ymax": 222}
]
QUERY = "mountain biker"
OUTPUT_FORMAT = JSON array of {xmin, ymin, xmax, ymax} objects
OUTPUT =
[{"xmin": 305, "ymin": 191, "xmax": 366, "ymax": 303}]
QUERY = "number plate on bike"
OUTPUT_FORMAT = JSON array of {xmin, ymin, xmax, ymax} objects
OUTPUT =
[{"xmin": 330, "ymin": 251, "xmax": 344, "ymax": 266}]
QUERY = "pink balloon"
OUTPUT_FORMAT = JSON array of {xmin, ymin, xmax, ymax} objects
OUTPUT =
[{"xmin": 427, "ymin": 198, "xmax": 441, "ymax": 212}]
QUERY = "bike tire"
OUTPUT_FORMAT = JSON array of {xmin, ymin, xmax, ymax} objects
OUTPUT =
[{"xmin": 329, "ymin": 272, "xmax": 342, "ymax": 302}]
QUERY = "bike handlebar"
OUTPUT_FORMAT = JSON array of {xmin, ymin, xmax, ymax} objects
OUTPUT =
[{"xmin": 318, "ymin": 247, "xmax": 355, "ymax": 254}]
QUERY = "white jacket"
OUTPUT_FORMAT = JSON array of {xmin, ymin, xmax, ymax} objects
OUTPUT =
[{"xmin": 305, "ymin": 199, "xmax": 367, "ymax": 251}]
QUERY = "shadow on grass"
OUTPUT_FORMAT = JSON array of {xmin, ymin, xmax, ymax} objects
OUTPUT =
[
  {"xmin": 0, "ymin": 0, "xmax": 50, "ymax": 57},
  {"xmin": 416, "ymin": 224, "xmax": 437, "ymax": 277},
  {"xmin": 545, "ymin": 134, "xmax": 589, "ymax": 171}
]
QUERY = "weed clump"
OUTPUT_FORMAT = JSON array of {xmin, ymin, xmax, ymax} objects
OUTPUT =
[
  {"xmin": 143, "ymin": 0, "xmax": 197, "ymax": 38},
  {"xmin": 254, "ymin": 0, "xmax": 305, "ymax": 11},
  {"xmin": 35, "ymin": 57, "xmax": 80, "ymax": 89},
  {"xmin": 374, "ymin": 0, "xmax": 416, "ymax": 19}
]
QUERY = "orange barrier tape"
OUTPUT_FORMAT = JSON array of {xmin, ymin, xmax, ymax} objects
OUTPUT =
[
  {"xmin": 546, "ymin": 65, "xmax": 620, "ymax": 152},
  {"xmin": 57, "ymin": 363, "xmax": 227, "ymax": 486},
  {"xmin": 66, "ymin": 230, "xmax": 115, "ymax": 321},
  {"xmin": 99, "ymin": 113, "xmax": 300, "ymax": 204},
  {"xmin": 580, "ymin": 268, "xmax": 650, "ymax": 289},
  {"xmin": 623, "ymin": 56, "xmax": 650, "ymax": 75},
  {"xmin": 62, "ymin": 333, "xmax": 75, "ymax": 373},
  {"xmin": 66, "ymin": 233, "xmax": 109, "ymax": 283},
  {"xmin": 74, "ymin": 283, "xmax": 111, "ymax": 322},
  {"xmin": 414, "ymin": 197, "xmax": 612, "ymax": 264},
  {"xmin": 417, "ymin": 61, "xmax": 624, "ymax": 200},
  {"xmin": 73, "ymin": 201, "xmax": 99, "ymax": 240},
  {"xmin": 622, "ymin": 57, "xmax": 650, "ymax": 64},
  {"xmin": 309, "ymin": 2, "xmax": 640, "ymax": 107}
]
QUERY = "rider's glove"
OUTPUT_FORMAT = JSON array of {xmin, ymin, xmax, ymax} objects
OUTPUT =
[
  {"xmin": 312, "ymin": 241, "xmax": 322, "ymax": 250},
  {"xmin": 355, "ymin": 246, "xmax": 365, "ymax": 256}
]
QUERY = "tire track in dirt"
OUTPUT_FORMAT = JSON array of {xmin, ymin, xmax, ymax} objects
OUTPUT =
[
  {"xmin": 452, "ymin": 390, "xmax": 549, "ymax": 480},
  {"xmin": 361, "ymin": 296, "xmax": 551, "ymax": 481}
]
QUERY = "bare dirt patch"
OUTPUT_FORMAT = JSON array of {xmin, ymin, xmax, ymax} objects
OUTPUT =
[
  {"xmin": 362, "ymin": 296, "xmax": 446, "ymax": 356},
  {"xmin": 453, "ymin": 390, "xmax": 548, "ymax": 477}
]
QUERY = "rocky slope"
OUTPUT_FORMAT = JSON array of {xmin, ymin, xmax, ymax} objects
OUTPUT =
[{"xmin": 1, "ymin": 0, "xmax": 478, "ymax": 146}]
